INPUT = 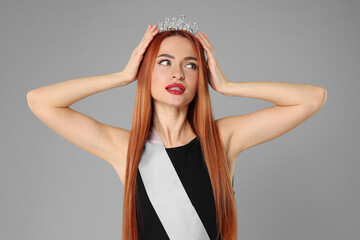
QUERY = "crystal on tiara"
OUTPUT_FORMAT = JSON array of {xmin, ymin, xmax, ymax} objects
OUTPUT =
[{"xmin": 157, "ymin": 14, "xmax": 201, "ymax": 37}]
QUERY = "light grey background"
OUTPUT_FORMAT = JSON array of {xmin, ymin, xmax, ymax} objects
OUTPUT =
[{"xmin": 1, "ymin": 0, "xmax": 358, "ymax": 239}]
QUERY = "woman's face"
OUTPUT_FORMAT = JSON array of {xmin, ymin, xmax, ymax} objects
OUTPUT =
[{"xmin": 151, "ymin": 35, "xmax": 199, "ymax": 108}]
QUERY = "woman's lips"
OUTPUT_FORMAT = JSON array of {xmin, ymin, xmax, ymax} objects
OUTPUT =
[
  {"xmin": 165, "ymin": 83, "xmax": 185, "ymax": 95},
  {"xmin": 166, "ymin": 89, "xmax": 185, "ymax": 95},
  {"xmin": 165, "ymin": 83, "xmax": 185, "ymax": 90}
]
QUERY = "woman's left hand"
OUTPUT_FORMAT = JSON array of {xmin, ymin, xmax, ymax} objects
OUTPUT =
[{"xmin": 197, "ymin": 31, "xmax": 230, "ymax": 94}]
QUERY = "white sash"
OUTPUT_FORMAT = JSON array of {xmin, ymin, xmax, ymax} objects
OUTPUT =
[{"xmin": 138, "ymin": 127, "xmax": 210, "ymax": 240}]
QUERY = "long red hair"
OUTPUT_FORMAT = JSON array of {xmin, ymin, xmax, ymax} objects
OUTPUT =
[{"xmin": 122, "ymin": 30, "xmax": 237, "ymax": 240}]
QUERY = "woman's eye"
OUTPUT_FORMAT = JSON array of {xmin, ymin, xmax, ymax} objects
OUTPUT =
[
  {"xmin": 186, "ymin": 63, "xmax": 198, "ymax": 70},
  {"xmin": 158, "ymin": 60, "xmax": 197, "ymax": 70},
  {"xmin": 159, "ymin": 60, "xmax": 170, "ymax": 66}
]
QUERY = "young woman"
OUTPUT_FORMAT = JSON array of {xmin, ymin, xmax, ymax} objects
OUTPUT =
[{"xmin": 27, "ymin": 21, "xmax": 327, "ymax": 240}]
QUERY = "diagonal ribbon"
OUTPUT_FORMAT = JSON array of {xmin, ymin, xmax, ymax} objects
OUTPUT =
[{"xmin": 138, "ymin": 127, "xmax": 210, "ymax": 240}]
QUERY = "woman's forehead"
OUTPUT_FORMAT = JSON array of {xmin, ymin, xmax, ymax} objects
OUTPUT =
[{"xmin": 158, "ymin": 36, "xmax": 196, "ymax": 56}]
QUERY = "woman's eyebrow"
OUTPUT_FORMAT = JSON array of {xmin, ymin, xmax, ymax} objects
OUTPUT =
[{"xmin": 157, "ymin": 53, "xmax": 198, "ymax": 62}]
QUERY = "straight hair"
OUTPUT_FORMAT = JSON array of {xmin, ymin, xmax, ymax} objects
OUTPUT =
[{"xmin": 122, "ymin": 30, "xmax": 237, "ymax": 240}]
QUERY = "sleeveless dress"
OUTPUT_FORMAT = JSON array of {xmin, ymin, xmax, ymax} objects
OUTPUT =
[{"xmin": 136, "ymin": 127, "xmax": 235, "ymax": 240}]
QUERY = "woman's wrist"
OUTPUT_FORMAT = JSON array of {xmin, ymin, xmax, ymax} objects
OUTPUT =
[
  {"xmin": 114, "ymin": 71, "xmax": 138, "ymax": 87},
  {"xmin": 111, "ymin": 71, "xmax": 129, "ymax": 87}
]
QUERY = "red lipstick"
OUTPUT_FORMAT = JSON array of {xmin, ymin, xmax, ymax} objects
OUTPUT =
[{"xmin": 165, "ymin": 83, "xmax": 185, "ymax": 95}]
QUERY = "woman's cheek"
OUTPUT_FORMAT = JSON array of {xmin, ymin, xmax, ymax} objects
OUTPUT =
[{"xmin": 153, "ymin": 67, "xmax": 167, "ymax": 80}]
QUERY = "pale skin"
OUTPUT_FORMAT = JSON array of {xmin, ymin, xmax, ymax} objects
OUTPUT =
[
  {"xmin": 27, "ymin": 24, "xmax": 327, "ymax": 185},
  {"xmin": 151, "ymin": 35, "xmax": 199, "ymax": 149}
]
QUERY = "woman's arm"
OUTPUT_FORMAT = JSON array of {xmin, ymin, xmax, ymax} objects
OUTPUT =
[
  {"xmin": 26, "ymin": 72, "xmax": 132, "ymax": 184},
  {"xmin": 220, "ymin": 81, "xmax": 326, "ymax": 106},
  {"xmin": 197, "ymin": 31, "xmax": 327, "ymax": 167},
  {"xmin": 26, "ymin": 24, "xmax": 159, "ymax": 185},
  {"xmin": 27, "ymin": 71, "xmax": 129, "ymax": 108},
  {"xmin": 216, "ymin": 81, "xmax": 326, "ymax": 162},
  {"xmin": 215, "ymin": 81, "xmax": 326, "ymax": 180}
]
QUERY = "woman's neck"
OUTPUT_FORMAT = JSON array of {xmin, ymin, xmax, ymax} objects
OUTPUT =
[{"xmin": 152, "ymin": 112, "xmax": 195, "ymax": 148}]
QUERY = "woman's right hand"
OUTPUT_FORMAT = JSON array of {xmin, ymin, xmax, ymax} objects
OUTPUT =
[{"xmin": 121, "ymin": 24, "xmax": 159, "ymax": 84}]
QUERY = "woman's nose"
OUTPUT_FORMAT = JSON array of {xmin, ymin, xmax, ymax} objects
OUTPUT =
[{"xmin": 172, "ymin": 68, "xmax": 185, "ymax": 80}]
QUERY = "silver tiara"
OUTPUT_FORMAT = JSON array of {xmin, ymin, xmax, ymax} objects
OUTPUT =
[{"xmin": 157, "ymin": 14, "xmax": 202, "ymax": 37}]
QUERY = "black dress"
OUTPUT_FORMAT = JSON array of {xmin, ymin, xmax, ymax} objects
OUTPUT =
[{"xmin": 135, "ymin": 127, "xmax": 234, "ymax": 240}]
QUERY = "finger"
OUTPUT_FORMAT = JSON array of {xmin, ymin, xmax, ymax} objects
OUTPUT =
[
  {"xmin": 144, "ymin": 24, "xmax": 153, "ymax": 37},
  {"xmin": 138, "ymin": 30, "xmax": 158, "ymax": 53},
  {"xmin": 140, "ymin": 27, "xmax": 149, "ymax": 42},
  {"xmin": 200, "ymin": 32, "xmax": 213, "ymax": 47},
  {"xmin": 198, "ymin": 40, "xmax": 215, "ymax": 62},
  {"xmin": 140, "ymin": 29, "xmax": 157, "ymax": 50},
  {"xmin": 197, "ymin": 32, "xmax": 205, "ymax": 44},
  {"xmin": 198, "ymin": 33, "xmax": 211, "ymax": 52},
  {"xmin": 145, "ymin": 24, "xmax": 152, "ymax": 35},
  {"xmin": 200, "ymin": 32, "xmax": 212, "ymax": 49},
  {"xmin": 198, "ymin": 32, "xmax": 210, "ymax": 47},
  {"xmin": 142, "ymin": 24, "xmax": 157, "ymax": 40},
  {"xmin": 145, "ymin": 26, "xmax": 158, "ymax": 41},
  {"xmin": 138, "ymin": 36, "xmax": 153, "ymax": 53},
  {"xmin": 200, "ymin": 36, "xmax": 215, "ymax": 57}
]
